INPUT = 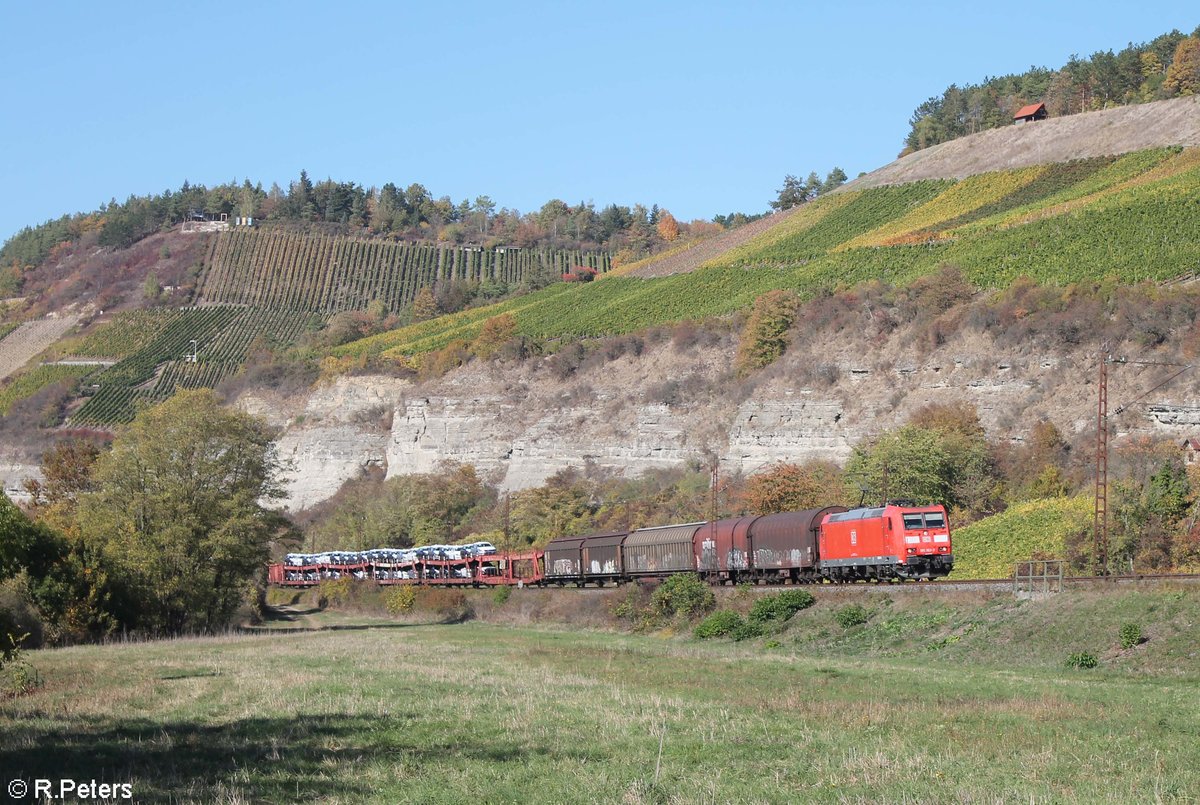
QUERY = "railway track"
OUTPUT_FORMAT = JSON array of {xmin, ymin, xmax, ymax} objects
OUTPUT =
[{"xmin": 766, "ymin": 572, "xmax": 1200, "ymax": 595}]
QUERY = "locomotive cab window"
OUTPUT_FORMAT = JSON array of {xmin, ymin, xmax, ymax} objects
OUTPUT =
[
  {"xmin": 902, "ymin": 514, "xmax": 924, "ymax": 530},
  {"xmin": 924, "ymin": 512, "xmax": 946, "ymax": 529}
]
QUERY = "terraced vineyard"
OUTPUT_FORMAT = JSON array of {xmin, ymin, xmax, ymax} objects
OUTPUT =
[
  {"xmin": 334, "ymin": 146, "xmax": 1200, "ymax": 362},
  {"xmin": 200, "ymin": 230, "xmax": 610, "ymax": 313},
  {"xmin": 52, "ymin": 308, "xmax": 182, "ymax": 360},
  {"xmin": 71, "ymin": 306, "xmax": 318, "ymax": 425},
  {"xmin": 0, "ymin": 363, "xmax": 93, "ymax": 415}
]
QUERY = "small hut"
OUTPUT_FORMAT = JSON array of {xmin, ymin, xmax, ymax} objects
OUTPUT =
[
  {"xmin": 1013, "ymin": 102, "xmax": 1048, "ymax": 124},
  {"xmin": 1182, "ymin": 438, "xmax": 1200, "ymax": 465}
]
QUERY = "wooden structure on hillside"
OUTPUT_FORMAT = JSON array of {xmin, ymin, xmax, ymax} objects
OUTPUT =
[
  {"xmin": 1182, "ymin": 437, "xmax": 1200, "ymax": 465},
  {"xmin": 1013, "ymin": 102, "xmax": 1048, "ymax": 123}
]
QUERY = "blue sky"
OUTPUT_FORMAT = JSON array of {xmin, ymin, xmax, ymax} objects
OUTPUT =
[{"xmin": 0, "ymin": 2, "xmax": 1195, "ymax": 243}]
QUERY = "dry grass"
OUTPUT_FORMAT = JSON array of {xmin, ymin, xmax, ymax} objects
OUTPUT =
[{"xmin": 3, "ymin": 593, "xmax": 1199, "ymax": 803}]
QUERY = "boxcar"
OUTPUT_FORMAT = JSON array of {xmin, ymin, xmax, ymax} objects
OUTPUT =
[
  {"xmin": 695, "ymin": 516, "xmax": 755, "ymax": 581},
  {"xmin": 749, "ymin": 507, "xmax": 847, "ymax": 581},
  {"xmin": 580, "ymin": 532, "xmax": 628, "ymax": 582},
  {"xmin": 622, "ymin": 522, "xmax": 704, "ymax": 575},
  {"xmin": 544, "ymin": 536, "xmax": 585, "ymax": 580}
]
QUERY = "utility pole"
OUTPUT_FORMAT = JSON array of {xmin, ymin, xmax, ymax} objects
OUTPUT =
[
  {"xmin": 502, "ymin": 492, "xmax": 511, "ymax": 553},
  {"xmin": 710, "ymin": 463, "xmax": 719, "ymax": 525},
  {"xmin": 1094, "ymin": 343, "xmax": 1110, "ymax": 577},
  {"xmin": 1094, "ymin": 346, "xmax": 1193, "ymax": 577}
]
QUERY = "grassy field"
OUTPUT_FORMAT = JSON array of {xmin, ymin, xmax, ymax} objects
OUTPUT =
[{"xmin": 3, "ymin": 588, "xmax": 1199, "ymax": 804}]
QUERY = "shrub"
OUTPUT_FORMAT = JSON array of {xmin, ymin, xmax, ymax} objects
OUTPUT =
[
  {"xmin": 1, "ymin": 647, "xmax": 42, "ymax": 699},
  {"xmin": 384, "ymin": 586, "xmax": 416, "ymax": 615},
  {"xmin": 492, "ymin": 585, "xmax": 512, "ymax": 605},
  {"xmin": 835, "ymin": 604, "xmax": 871, "ymax": 628},
  {"xmin": 1065, "ymin": 651, "xmax": 1099, "ymax": 669},
  {"xmin": 650, "ymin": 575, "xmax": 715, "ymax": 620},
  {"xmin": 748, "ymin": 590, "xmax": 817, "ymax": 624},
  {"xmin": 694, "ymin": 610, "xmax": 745, "ymax": 639},
  {"xmin": 731, "ymin": 620, "xmax": 767, "ymax": 641},
  {"xmin": 735, "ymin": 290, "xmax": 799, "ymax": 376},
  {"xmin": 1119, "ymin": 622, "xmax": 1143, "ymax": 650},
  {"xmin": 415, "ymin": 588, "xmax": 471, "ymax": 623},
  {"xmin": 316, "ymin": 577, "xmax": 354, "ymax": 609}
]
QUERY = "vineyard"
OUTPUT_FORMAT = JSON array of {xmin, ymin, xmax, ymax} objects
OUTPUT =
[
  {"xmin": 200, "ymin": 230, "xmax": 610, "ymax": 314},
  {"xmin": 329, "ymin": 146, "xmax": 1200, "ymax": 362},
  {"xmin": 70, "ymin": 306, "xmax": 319, "ymax": 426},
  {"xmin": 0, "ymin": 363, "xmax": 92, "ymax": 415},
  {"xmin": 947, "ymin": 497, "xmax": 1092, "ymax": 579}
]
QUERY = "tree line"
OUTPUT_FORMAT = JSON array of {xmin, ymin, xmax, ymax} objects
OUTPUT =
[
  {"xmin": 904, "ymin": 26, "xmax": 1200, "ymax": 153},
  {"xmin": 1, "ymin": 172, "xmax": 750, "ymax": 295}
]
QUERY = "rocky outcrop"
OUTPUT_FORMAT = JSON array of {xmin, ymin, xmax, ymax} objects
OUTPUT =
[{"xmin": 249, "ymin": 325, "xmax": 1200, "ymax": 512}]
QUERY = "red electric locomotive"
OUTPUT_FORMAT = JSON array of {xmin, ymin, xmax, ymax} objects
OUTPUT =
[{"xmin": 818, "ymin": 503, "xmax": 953, "ymax": 581}]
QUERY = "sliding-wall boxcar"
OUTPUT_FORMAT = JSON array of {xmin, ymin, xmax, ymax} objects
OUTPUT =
[
  {"xmin": 622, "ymin": 522, "xmax": 704, "ymax": 575},
  {"xmin": 544, "ymin": 537, "xmax": 585, "ymax": 581},
  {"xmin": 750, "ymin": 507, "xmax": 848, "ymax": 582},
  {"xmin": 580, "ymin": 532, "xmax": 627, "ymax": 582},
  {"xmin": 695, "ymin": 516, "xmax": 754, "ymax": 581}
]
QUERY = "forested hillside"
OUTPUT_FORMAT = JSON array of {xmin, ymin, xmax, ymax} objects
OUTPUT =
[
  {"xmin": 905, "ymin": 25, "xmax": 1200, "ymax": 153},
  {"xmin": 0, "ymin": 173, "xmax": 706, "ymax": 299}
]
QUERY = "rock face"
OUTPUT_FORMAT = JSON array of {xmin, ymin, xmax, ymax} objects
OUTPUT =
[{"xmin": 248, "ymin": 325, "xmax": 1200, "ymax": 512}]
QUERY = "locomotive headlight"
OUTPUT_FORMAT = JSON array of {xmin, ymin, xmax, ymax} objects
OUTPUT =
[{"xmin": 906, "ymin": 548, "xmax": 916, "ymax": 554}]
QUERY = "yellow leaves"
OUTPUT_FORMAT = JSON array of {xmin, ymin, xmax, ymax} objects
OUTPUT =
[
  {"xmin": 471, "ymin": 313, "xmax": 517, "ymax": 359},
  {"xmin": 948, "ymin": 497, "xmax": 1092, "ymax": 579},
  {"xmin": 836, "ymin": 167, "xmax": 1045, "ymax": 250},
  {"xmin": 655, "ymin": 211, "xmax": 680, "ymax": 242}
]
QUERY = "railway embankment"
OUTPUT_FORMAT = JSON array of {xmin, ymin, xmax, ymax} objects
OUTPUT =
[{"xmin": 269, "ymin": 578, "xmax": 1200, "ymax": 675}]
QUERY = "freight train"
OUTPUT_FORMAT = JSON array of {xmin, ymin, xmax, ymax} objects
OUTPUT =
[{"xmin": 269, "ymin": 502, "xmax": 952, "ymax": 588}]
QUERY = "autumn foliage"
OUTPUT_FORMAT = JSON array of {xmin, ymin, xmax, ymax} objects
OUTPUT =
[
  {"xmin": 741, "ymin": 462, "xmax": 845, "ymax": 515},
  {"xmin": 734, "ymin": 290, "xmax": 799, "ymax": 376}
]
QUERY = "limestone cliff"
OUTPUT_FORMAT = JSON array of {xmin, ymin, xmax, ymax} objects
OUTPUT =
[{"xmin": 247, "ymin": 325, "xmax": 1200, "ymax": 512}]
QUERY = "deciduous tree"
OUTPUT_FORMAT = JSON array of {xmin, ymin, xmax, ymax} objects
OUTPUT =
[
  {"xmin": 734, "ymin": 290, "xmax": 799, "ymax": 376},
  {"xmin": 741, "ymin": 462, "xmax": 844, "ymax": 514},
  {"xmin": 78, "ymin": 390, "xmax": 286, "ymax": 634},
  {"xmin": 1164, "ymin": 36, "xmax": 1200, "ymax": 96}
]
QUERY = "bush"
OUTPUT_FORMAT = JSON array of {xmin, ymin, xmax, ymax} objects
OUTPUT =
[
  {"xmin": 694, "ymin": 610, "xmax": 744, "ymax": 639},
  {"xmin": 1066, "ymin": 651, "xmax": 1099, "ymax": 669},
  {"xmin": 384, "ymin": 586, "xmax": 416, "ymax": 615},
  {"xmin": 415, "ymin": 588, "xmax": 471, "ymax": 623},
  {"xmin": 748, "ymin": 590, "xmax": 816, "ymax": 625},
  {"xmin": 835, "ymin": 604, "xmax": 871, "ymax": 628},
  {"xmin": 731, "ymin": 620, "xmax": 766, "ymax": 641},
  {"xmin": 316, "ymin": 577, "xmax": 354, "ymax": 609},
  {"xmin": 1119, "ymin": 622, "xmax": 1143, "ymax": 650},
  {"xmin": 735, "ymin": 290, "xmax": 799, "ymax": 376},
  {"xmin": 492, "ymin": 585, "xmax": 512, "ymax": 605},
  {"xmin": 1, "ymin": 651, "xmax": 41, "ymax": 699},
  {"xmin": 0, "ymin": 579, "xmax": 44, "ymax": 651},
  {"xmin": 650, "ymin": 575, "xmax": 715, "ymax": 620}
]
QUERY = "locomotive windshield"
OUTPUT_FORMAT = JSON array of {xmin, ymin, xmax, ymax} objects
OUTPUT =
[{"xmin": 902, "ymin": 511, "xmax": 946, "ymax": 529}]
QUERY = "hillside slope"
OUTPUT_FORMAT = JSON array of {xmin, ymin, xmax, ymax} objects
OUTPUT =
[
  {"xmin": 852, "ymin": 96, "xmax": 1200, "ymax": 190},
  {"xmin": 333, "ymin": 145, "xmax": 1200, "ymax": 362}
]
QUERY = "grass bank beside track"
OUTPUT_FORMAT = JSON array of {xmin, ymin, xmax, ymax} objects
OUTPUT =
[{"xmin": 3, "ymin": 586, "xmax": 1198, "ymax": 803}]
